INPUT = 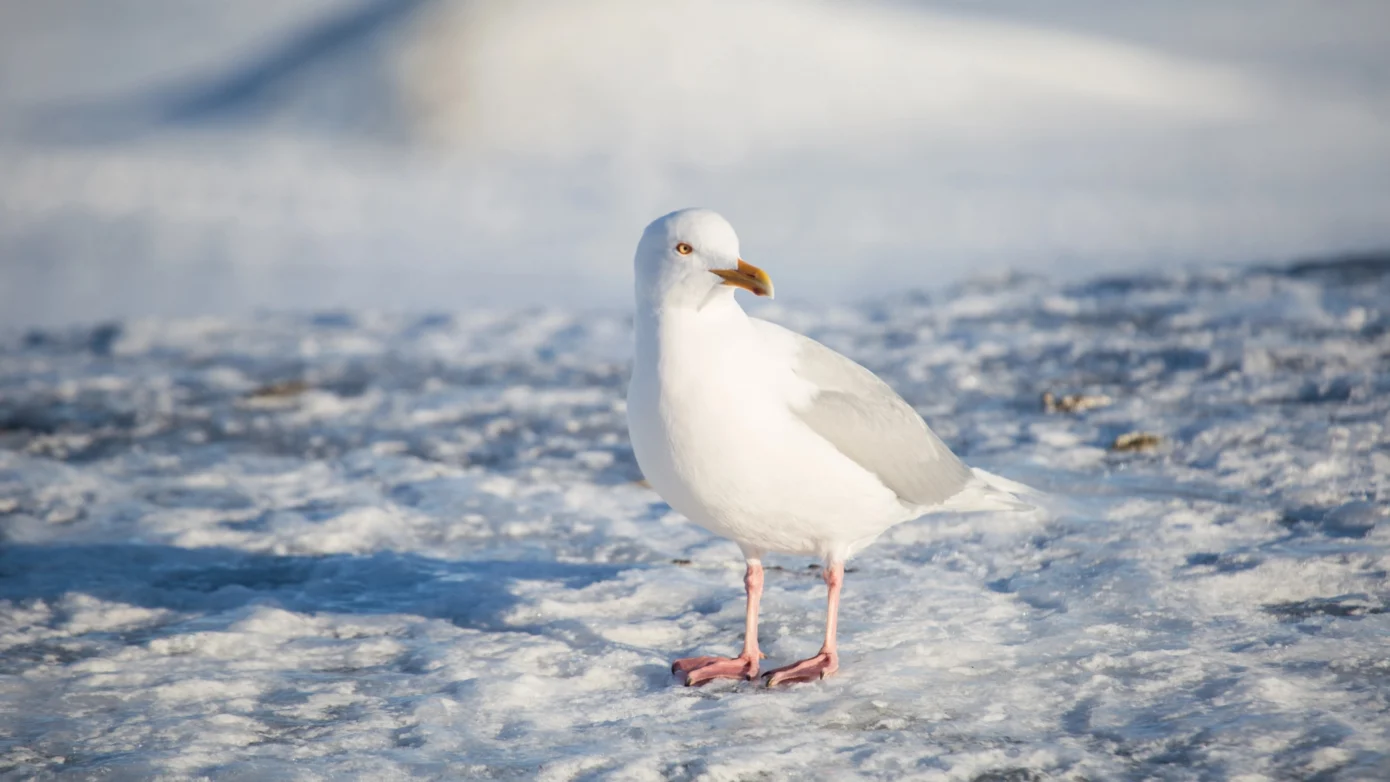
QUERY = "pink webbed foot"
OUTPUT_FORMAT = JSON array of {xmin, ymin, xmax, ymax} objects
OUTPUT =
[
  {"xmin": 763, "ymin": 651, "xmax": 839, "ymax": 687},
  {"xmin": 671, "ymin": 654, "xmax": 761, "ymax": 686}
]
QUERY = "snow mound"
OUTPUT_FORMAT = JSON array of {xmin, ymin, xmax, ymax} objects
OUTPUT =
[{"xmin": 401, "ymin": 0, "xmax": 1257, "ymax": 160}]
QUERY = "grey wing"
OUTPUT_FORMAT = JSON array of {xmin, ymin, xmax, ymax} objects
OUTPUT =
[{"xmin": 754, "ymin": 320, "xmax": 974, "ymax": 508}]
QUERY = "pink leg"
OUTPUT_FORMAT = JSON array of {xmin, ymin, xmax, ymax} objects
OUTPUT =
[
  {"xmin": 672, "ymin": 561, "xmax": 764, "ymax": 686},
  {"xmin": 764, "ymin": 562, "xmax": 842, "ymax": 686}
]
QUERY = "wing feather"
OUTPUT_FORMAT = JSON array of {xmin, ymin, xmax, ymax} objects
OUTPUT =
[{"xmin": 754, "ymin": 320, "xmax": 973, "ymax": 508}]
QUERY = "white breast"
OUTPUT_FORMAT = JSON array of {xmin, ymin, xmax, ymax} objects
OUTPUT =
[{"xmin": 627, "ymin": 299, "xmax": 910, "ymax": 561}]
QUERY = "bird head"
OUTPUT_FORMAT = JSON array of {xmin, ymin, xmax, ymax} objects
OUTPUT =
[{"xmin": 633, "ymin": 208, "xmax": 774, "ymax": 310}]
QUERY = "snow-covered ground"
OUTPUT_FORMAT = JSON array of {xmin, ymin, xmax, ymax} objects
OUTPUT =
[{"xmin": 3, "ymin": 260, "xmax": 1388, "ymax": 779}]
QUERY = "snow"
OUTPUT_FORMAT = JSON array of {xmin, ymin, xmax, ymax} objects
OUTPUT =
[
  {"xmin": 1, "ymin": 1, "xmax": 1388, "ymax": 777},
  {"xmin": 2, "ymin": 0, "xmax": 1390, "ymax": 325},
  {"xmin": 3, "ymin": 261, "xmax": 1388, "ymax": 779}
]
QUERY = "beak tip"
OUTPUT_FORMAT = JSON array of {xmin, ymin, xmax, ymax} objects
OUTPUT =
[{"xmin": 712, "ymin": 259, "xmax": 775, "ymax": 298}]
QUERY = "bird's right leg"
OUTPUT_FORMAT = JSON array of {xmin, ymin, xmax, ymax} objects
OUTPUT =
[{"xmin": 673, "ymin": 560, "xmax": 764, "ymax": 685}]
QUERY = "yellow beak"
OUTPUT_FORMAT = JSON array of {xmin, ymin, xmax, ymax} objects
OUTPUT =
[{"xmin": 711, "ymin": 260, "xmax": 775, "ymax": 298}]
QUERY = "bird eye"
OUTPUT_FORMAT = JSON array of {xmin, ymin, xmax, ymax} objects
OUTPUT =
[{"xmin": 675, "ymin": 242, "xmax": 693, "ymax": 255}]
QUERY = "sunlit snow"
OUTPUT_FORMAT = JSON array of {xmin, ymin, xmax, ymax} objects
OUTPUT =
[{"xmin": 3, "ymin": 262, "xmax": 1387, "ymax": 779}]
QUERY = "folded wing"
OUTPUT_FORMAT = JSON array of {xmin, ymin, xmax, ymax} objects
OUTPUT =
[{"xmin": 753, "ymin": 320, "xmax": 974, "ymax": 509}]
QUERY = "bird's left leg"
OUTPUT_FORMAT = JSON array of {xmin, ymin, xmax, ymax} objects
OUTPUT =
[
  {"xmin": 672, "ymin": 560, "xmax": 765, "ymax": 685},
  {"xmin": 764, "ymin": 561, "xmax": 842, "ymax": 686}
]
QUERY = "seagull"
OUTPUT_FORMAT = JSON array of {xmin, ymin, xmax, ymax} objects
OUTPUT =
[{"xmin": 626, "ymin": 208, "xmax": 1030, "ymax": 687}]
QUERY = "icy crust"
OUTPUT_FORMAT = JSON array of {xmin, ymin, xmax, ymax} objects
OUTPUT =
[{"xmin": 2, "ymin": 263, "xmax": 1388, "ymax": 780}]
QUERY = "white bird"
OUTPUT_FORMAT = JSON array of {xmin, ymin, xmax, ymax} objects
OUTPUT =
[{"xmin": 626, "ymin": 208, "xmax": 1029, "ymax": 686}]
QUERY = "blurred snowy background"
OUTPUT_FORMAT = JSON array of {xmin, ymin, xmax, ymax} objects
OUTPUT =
[
  {"xmin": 2, "ymin": 0, "xmax": 1388, "ymax": 326},
  {"xmin": 3, "ymin": 3, "xmax": 1390, "ymax": 779}
]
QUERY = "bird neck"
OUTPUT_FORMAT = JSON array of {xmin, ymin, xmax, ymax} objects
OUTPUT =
[{"xmin": 635, "ymin": 293, "xmax": 747, "ymax": 362}]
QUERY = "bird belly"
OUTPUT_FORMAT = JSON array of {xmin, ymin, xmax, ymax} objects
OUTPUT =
[{"xmin": 628, "ymin": 365, "xmax": 909, "ymax": 560}]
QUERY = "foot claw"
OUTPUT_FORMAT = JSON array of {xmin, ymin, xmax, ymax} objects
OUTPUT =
[
  {"xmin": 763, "ymin": 652, "xmax": 838, "ymax": 687},
  {"xmin": 672, "ymin": 656, "xmax": 722, "ymax": 675},
  {"xmin": 671, "ymin": 654, "xmax": 760, "ymax": 686}
]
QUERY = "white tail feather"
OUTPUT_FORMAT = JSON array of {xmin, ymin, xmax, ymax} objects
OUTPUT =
[{"xmin": 929, "ymin": 467, "xmax": 1045, "ymax": 514}]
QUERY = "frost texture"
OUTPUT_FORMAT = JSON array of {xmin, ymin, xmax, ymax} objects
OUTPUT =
[{"xmin": 2, "ymin": 262, "xmax": 1389, "ymax": 780}]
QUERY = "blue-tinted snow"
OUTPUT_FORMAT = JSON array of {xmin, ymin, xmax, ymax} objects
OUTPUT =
[
  {"xmin": 2, "ymin": 261, "xmax": 1387, "ymax": 780},
  {"xmin": 3, "ymin": 0, "xmax": 1390, "ymax": 326}
]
